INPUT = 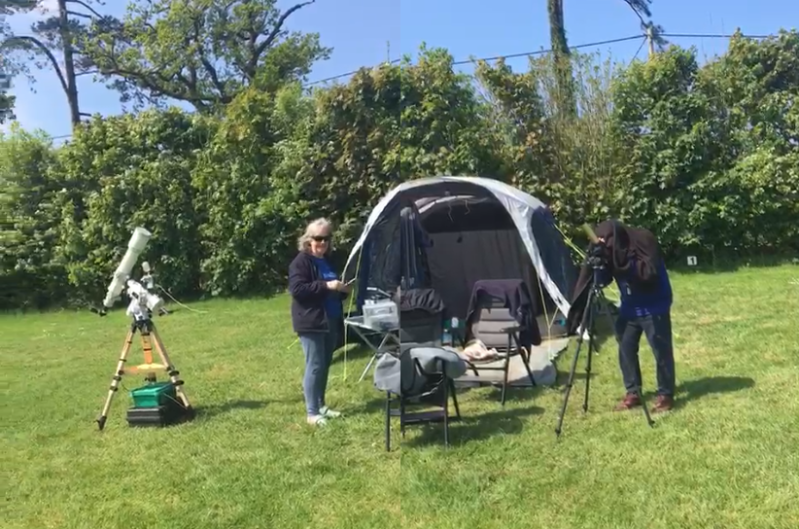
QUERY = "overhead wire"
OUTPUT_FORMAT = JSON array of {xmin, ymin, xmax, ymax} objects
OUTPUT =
[{"xmin": 35, "ymin": 30, "xmax": 778, "ymax": 141}]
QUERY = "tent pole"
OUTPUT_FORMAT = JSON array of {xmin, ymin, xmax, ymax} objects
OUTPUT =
[{"xmin": 342, "ymin": 246, "xmax": 364, "ymax": 382}]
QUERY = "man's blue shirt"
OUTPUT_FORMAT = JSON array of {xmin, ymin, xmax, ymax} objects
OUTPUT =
[{"xmin": 601, "ymin": 258, "xmax": 672, "ymax": 318}]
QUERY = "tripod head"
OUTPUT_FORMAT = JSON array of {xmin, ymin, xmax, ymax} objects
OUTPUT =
[
  {"xmin": 125, "ymin": 279, "xmax": 165, "ymax": 323},
  {"xmin": 581, "ymin": 223, "xmax": 611, "ymax": 289},
  {"xmin": 586, "ymin": 241, "xmax": 608, "ymax": 270}
]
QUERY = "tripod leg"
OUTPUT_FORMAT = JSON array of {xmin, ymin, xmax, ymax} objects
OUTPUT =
[
  {"xmin": 554, "ymin": 335, "xmax": 585, "ymax": 437},
  {"xmin": 97, "ymin": 327, "xmax": 135, "ymax": 431},
  {"xmin": 555, "ymin": 288, "xmax": 595, "ymax": 438},
  {"xmin": 636, "ymin": 386, "xmax": 656, "ymax": 427},
  {"xmin": 150, "ymin": 325, "xmax": 192, "ymax": 411},
  {"xmin": 583, "ymin": 326, "xmax": 595, "ymax": 413}
]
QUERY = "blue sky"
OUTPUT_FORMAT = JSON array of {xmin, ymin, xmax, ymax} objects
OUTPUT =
[{"xmin": 2, "ymin": 0, "xmax": 796, "ymax": 141}]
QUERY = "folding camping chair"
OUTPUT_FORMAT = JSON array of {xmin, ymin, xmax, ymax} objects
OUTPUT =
[
  {"xmin": 383, "ymin": 346, "xmax": 462, "ymax": 451},
  {"xmin": 399, "ymin": 307, "xmax": 444, "ymax": 346},
  {"xmin": 464, "ymin": 295, "xmax": 538, "ymax": 406}
]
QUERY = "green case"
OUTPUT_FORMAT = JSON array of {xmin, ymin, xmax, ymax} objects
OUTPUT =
[{"xmin": 130, "ymin": 382, "xmax": 177, "ymax": 408}]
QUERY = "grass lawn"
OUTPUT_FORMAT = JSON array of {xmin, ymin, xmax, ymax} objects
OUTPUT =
[{"xmin": 2, "ymin": 264, "xmax": 798, "ymax": 529}]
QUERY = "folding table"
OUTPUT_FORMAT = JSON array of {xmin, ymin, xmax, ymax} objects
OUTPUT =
[{"xmin": 344, "ymin": 315, "xmax": 401, "ymax": 382}]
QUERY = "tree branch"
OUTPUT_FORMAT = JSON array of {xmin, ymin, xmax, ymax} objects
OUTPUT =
[
  {"xmin": 192, "ymin": 16, "xmax": 227, "ymax": 100},
  {"xmin": 66, "ymin": 10, "xmax": 92, "ymax": 20},
  {"xmin": 65, "ymin": 0, "xmax": 104, "ymax": 19},
  {"xmin": 245, "ymin": 0, "xmax": 315, "ymax": 76},
  {"xmin": 1, "ymin": 36, "xmax": 69, "ymax": 98},
  {"xmin": 621, "ymin": 0, "xmax": 648, "ymax": 28},
  {"xmin": 105, "ymin": 62, "xmax": 211, "ymax": 111}
]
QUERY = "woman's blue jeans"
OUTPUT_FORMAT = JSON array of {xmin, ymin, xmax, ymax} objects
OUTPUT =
[{"xmin": 298, "ymin": 319, "xmax": 340, "ymax": 416}]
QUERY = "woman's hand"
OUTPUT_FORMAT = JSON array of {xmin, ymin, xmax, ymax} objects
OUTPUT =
[
  {"xmin": 326, "ymin": 280, "xmax": 343, "ymax": 291},
  {"xmin": 326, "ymin": 280, "xmax": 351, "ymax": 293}
]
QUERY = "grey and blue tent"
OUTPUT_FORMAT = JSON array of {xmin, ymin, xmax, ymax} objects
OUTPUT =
[{"xmin": 343, "ymin": 176, "xmax": 579, "ymax": 335}]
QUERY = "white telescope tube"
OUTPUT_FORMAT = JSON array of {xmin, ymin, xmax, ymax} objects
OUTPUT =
[{"xmin": 102, "ymin": 227, "xmax": 152, "ymax": 308}]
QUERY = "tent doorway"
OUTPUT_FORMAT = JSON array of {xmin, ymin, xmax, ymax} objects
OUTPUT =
[{"xmin": 419, "ymin": 196, "xmax": 546, "ymax": 321}]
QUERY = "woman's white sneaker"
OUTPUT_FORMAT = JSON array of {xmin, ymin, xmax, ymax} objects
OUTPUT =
[
  {"xmin": 320, "ymin": 406, "xmax": 341, "ymax": 418},
  {"xmin": 307, "ymin": 414, "xmax": 328, "ymax": 427}
]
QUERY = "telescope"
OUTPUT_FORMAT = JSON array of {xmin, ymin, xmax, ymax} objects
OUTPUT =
[
  {"xmin": 93, "ymin": 227, "xmax": 164, "ymax": 320},
  {"xmin": 103, "ymin": 227, "xmax": 152, "ymax": 309}
]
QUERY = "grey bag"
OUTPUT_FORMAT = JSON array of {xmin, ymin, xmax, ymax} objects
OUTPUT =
[
  {"xmin": 373, "ymin": 348, "xmax": 425, "ymax": 396},
  {"xmin": 373, "ymin": 345, "xmax": 466, "ymax": 396}
]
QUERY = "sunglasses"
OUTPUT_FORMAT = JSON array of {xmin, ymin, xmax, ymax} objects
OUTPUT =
[{"xmin": 311, "ymin": 235, "xmax": 331, "ymax": 242}]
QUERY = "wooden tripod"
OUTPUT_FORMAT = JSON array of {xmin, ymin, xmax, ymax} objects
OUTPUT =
[{"xmin": 96, "ymin": 318, "xmax": 192, "ymax": 430}]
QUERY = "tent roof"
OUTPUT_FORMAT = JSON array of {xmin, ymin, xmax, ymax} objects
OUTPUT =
[{"xmin": 395, "ymin": 176, "xmax": 548, "ymax": 211}]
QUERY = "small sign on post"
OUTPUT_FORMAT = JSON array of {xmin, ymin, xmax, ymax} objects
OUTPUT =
[{"xmin": 687, "ymin": 256, "xmax": 698, "ymax": 266}]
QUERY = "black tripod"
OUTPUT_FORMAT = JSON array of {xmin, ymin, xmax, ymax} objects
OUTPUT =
[{"xmin": 554, "ymin": 250, "xmax": 655, "ymax": 438}]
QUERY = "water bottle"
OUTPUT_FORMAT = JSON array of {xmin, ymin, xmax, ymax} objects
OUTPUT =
[{"xmin": 442, "ymin": 318, "xmax": 452, "ymax": 346}]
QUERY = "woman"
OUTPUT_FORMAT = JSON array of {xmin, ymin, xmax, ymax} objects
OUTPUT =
[
  {"xmin": 594, "ymin": 219, "xmax": 676, "ymax": 413},
  {"xmin": 288, "ymin": 218, "xmax": 351, "ymax": 427}
]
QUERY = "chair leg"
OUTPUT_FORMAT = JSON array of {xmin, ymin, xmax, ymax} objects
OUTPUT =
[
  {"xmin": 400, "ymin": 400, "xmax": 406, "ymax": 439},
  {"xmin": 449, "ymin": 379, "xmax": 461, "ymax": 419},
  {"xmin": 521, "ymin": 347, "xmax": 537, "ymax": 387},
  {"xmin": 443, "ymin": 369, "xmax": 450, "ymax": 447},
  {"xmin": 468, "ymin": 360, "xmax": 479, "ymax": 377},
  {"xmin": 501, "ymin": 355, "xmax": 510, "ymax": 406},
  {"xmin": 385, "ymin": 392, "xmax": 391, "ymax": 452},
  {"xmin": 501, "ymin": 334, "xmax": 512, "ymax": 405}
]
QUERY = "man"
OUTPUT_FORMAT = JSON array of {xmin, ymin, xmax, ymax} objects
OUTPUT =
[{"xmin": 592, "ymin": 219, "xmax": 676, "ymax": 413}]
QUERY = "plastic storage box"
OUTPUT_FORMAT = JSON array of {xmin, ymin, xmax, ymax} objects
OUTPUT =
[
  {"xmin": 130, "ymin": 382, "xmax": 177, "ymax": 409},
  {"xmin": 363, "ymin": 299, "xmax": 399, "ymax": 329}
]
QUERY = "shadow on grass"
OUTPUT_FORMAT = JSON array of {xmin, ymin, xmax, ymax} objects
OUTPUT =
[
  {"xmin": 404, "ymin": 406, "xmax": 544, "ymax": 448},
  {"xmin": 672, "ymin": 375, "xmax": 756, "ymax": 408},
  {"xmin": 332, "ymin": 343, "xmax": 373, "ymax": 365},
  {"xmin": 194, "ymin": 399, "xmax": 274, "ymax": 419},
  {"xmin": 452, "ymin": 381, "xmax": 554, "ymax": 404}
]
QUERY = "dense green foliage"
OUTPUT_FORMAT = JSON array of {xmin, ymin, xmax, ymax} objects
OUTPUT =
[{"xmin": 2, "ymin": 30, "xmax": 798, "ymax": 310}]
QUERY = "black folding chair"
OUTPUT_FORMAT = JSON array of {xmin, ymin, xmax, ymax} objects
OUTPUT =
[
  {"xmin": 399, "ymin": 307, "xmax": 444, "ymax": 346},
  {"xmin": 385, "ymin": 355, "xmax": 461, "ymax": 451}
]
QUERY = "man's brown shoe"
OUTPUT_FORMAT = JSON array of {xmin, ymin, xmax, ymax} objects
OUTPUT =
[
  {"xmin": 613, "ymin": 393, "xmax": 642, "ymax": 411},
  {"xmin": 651, "ymin": 395, "xmax": 674, "ymax": 413}
]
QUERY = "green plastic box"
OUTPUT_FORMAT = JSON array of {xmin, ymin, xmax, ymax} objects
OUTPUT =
[{"xmin": 130, "ymin": 382, "xmax": 177, "ymax": 408}]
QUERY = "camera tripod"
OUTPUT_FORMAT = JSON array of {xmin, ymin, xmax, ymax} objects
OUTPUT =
[
  {"xmin": 554, "ymin": 254, "xmax": 655, "ymax": 438},
  {"xmin": 96, "ymin": 315, "xmax": 193, "ymax": 431}
]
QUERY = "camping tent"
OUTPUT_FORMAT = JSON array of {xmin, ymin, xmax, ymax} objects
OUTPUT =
[{"xmin": 343, "ymin": 176, "xmax": 579, "ymax": 332}]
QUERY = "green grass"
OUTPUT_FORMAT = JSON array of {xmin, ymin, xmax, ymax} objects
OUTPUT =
[{"xmin": 2, "ymin": 264, "xmax": 798, "ymax": 529}]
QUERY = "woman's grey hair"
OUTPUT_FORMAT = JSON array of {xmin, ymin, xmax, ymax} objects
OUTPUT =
[{"xmin": 297, "ymin": 217, "xmax": 335, "ymax": 253}]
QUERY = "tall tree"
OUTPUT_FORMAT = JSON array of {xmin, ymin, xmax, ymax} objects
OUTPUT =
[
  {"xmin": 1, "ymin": 0, "xmax": 111, "ymax": 127},
  {"xmin": 545, "ymin": 0, "xmax": 665, "ymax": 117},
  {"xmin": 82, "ymin": 0, "xmax": 331, "ymax": 113},
  {"xmin": 547, "ymin": 0, "xmax": 575, "ymax": 117}
]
